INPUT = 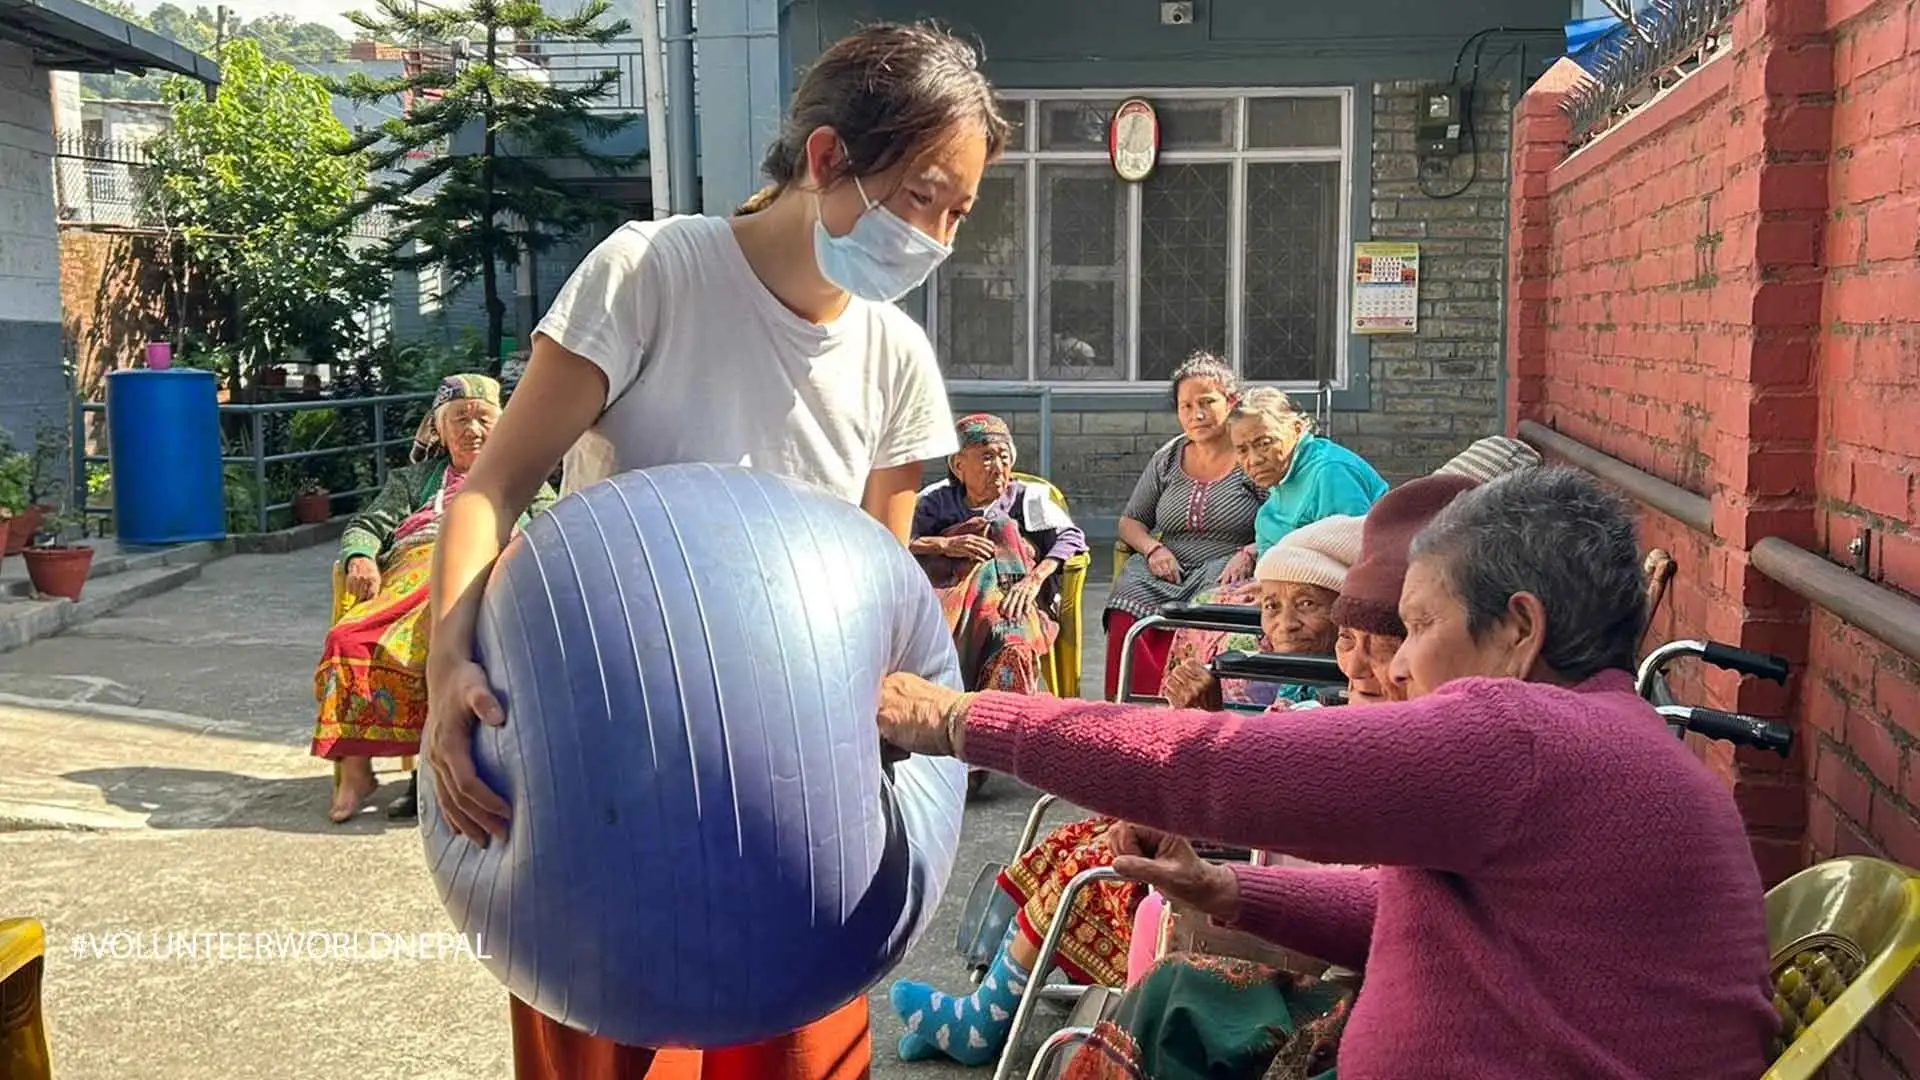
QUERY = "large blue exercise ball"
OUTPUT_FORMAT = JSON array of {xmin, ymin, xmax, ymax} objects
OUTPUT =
[{"xmin": 420, "ymin": 463, "xmax": 969, "ymax": 1049}]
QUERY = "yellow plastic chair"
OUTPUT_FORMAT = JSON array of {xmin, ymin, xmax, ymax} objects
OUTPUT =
[
  {"xmin": 1762, "ymin": 856, "xmax": 1920, "ymax": 1079},
  {"xmin": 328, "ymin": 562, "xmax": 417, "ymax": 787},
  {"xmin": 1012, "ymin": 472, "xmax": 1089, "ymax": 701},
  {"xmin": 0, "ymin": 918, "xmax": 52, "ymax": 1080}
]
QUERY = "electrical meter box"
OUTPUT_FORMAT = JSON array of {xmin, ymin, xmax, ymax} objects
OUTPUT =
[{"xmin": 1417, "ymin": 84, "xmax": 1464, "ymax": 158}]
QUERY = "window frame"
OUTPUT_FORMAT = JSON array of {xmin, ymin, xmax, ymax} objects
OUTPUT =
[{"xmin": 924, "ymin": 86, "xmax": 1356, "ymax": 393}]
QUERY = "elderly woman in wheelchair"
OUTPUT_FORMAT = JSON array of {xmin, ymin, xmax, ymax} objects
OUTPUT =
[
  {"xmin": 312, "ymin": 374, "xmax": 556, "ymax": 823},
  {"xmin": 883, "ymin": 513, "xmax": 1362, "ymax": 1067},
  {"xmin": 879, "ymin": 466, "xmax": 1779, "ymax": 1080}
]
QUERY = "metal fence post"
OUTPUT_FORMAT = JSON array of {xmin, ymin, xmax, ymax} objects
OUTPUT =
[
  {"xmin": 1038, "ymin": 387, "xmax": 1054, "ymax": 480},
  {"xmin": 251, "ymin": 410, "xmax": 267, "ymax": 534},
  {"xmin": 373, "ymin": 403, "xmax": 387, "ymax": 489},
  {"xmin": 69, "ymin": 397, "xmax": 85, "ymax": 515}
]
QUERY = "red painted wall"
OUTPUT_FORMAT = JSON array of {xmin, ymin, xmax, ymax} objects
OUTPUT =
[{"xmin": 1511, "ymin": 1, "xmax": 1920, "ymax": 1073}]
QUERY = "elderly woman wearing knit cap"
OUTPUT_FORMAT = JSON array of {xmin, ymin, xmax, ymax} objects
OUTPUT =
[
  {"xmin": 877, "ymin": 467, "xmax": 1775, "ymax": 1080},
  {"xmin": 911, "ymin": 413, "xmax": 1089, "ymax": 701},
  {"xmin": 884, "ymin": 515, "xmax": 1362, "ymax": 1069},
  {"xmin": 1161, "ymin": 514, "xmax": 1363, "ymax": 712}
]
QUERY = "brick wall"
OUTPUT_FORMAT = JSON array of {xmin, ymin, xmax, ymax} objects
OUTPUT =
[
  {"xmin": 1512, "ymin": 1, "xmax": 1920, "ymax": 1074},
  {"xmin": 58, "ymin": 230, "xmax": 217, "ymax": 400},
  {"xmin": 0, "ymin": 49, "xmax": 65, "ymax": 449},
  {"xmin": 976, "ymin": 80, "xmax": 1517, "ymax": 537}
]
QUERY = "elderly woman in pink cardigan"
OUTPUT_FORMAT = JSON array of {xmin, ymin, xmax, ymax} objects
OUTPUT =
[{"xmin": 877, "ymin": 467, "xmax": 1776, "ymax": 1080}]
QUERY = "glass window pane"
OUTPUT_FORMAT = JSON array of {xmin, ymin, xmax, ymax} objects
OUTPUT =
[
  {"xmin": 1156, "ymin": 99, "xmax": 1235, "ymax": 151},
  {"xmin": 1137, "ymin": 162, "xmax": 1232, "ymax": 383},
  {"xmin": 936, "ymin": 164, "xmax": 1027, "ymax": 380},
  {"xmin": 1242, "ymin": 161, "xmax": 1342, "ymax": 383},
  {"xmin": 1246, "ymin": 97, "xmax": 1344, "ymax": 149},
  {"xmin": 1037, "ymin": 99, "xmax": 1122, "ymax": 151},
  {"xmin": 1037, "ymin": 163, "xmax": 1129, "ymax": 381},
  {"xmin": 997, "ymin": 97, "xmax": 1029, "ymax": 152}
]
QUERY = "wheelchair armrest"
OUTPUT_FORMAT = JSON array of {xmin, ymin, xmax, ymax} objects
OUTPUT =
[{"xmin": 1209, "ymin": 650, "xmax": 1346, "ymax": 687}]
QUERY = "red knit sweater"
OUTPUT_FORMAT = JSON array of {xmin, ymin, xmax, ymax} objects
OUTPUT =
[{"xmin": 963, "ymin": 671, "xmax": 1778, "ymax": 1080}]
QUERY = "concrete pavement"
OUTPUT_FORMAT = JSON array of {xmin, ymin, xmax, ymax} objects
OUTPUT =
[{"xmin": 0, "ymin": 545, "xmax": 1107, "ymax": 1079}]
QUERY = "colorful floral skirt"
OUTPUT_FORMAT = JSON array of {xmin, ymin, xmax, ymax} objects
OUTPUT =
[
  {"xmin": 998, "ymin": 815, "xmax": 1141, "ymax": 988},
  {"xmin": 1063, "ymin": 953, "xmax": 1352, "ymax": 1080},
  {"xmin": 922, "ymin": 513, "xmax": 1057, "ymax": 695},
  {"xmin": 311, "ymin": 540, "xmax": 434, "ymax": 759}
]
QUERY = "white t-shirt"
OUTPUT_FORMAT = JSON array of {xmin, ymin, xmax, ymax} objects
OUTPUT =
[{"xmin": 536, "ymin": 214, "xmax": 958, "ymax": 503}]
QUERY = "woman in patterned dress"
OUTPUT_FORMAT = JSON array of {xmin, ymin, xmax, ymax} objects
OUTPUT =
[
  {"xmin": 1104, "ymin": 353, "xmax": 1264, "ymax": 700},
  {"xmin": 1161, "ymin": 388, "xmax": 1388, "ymax": 709},
  {"xmin": 312, "ymin": 374, "xmax": 556, "ymax": 823}
]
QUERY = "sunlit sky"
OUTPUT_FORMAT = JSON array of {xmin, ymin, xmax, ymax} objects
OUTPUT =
[{"xmin": 184, "ymin": 0, "xmax": 366, "ymax": 35}]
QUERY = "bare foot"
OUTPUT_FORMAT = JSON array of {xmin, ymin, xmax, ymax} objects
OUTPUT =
[{"xmin": 329, "ymin": 759, "xmax": 379, "ymax": 823}]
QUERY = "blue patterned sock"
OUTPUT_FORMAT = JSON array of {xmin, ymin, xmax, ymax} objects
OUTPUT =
[{"xmin": 890, "ymin": 942, "xmax": 1031, "ymax": 1067}]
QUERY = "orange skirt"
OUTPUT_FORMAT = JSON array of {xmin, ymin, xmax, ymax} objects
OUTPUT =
[{"xmin": 509, "ymin": 995, "xmax": 871, "ymax": 1079}]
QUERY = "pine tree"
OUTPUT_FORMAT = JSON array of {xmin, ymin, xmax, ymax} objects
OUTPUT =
[{"xmin": 333, "ymin": 0, "xmax": 641, "ymax": 371}]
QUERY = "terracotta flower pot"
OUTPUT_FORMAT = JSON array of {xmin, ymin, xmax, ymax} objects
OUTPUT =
[
  {"xmin": 4, "ymin": 507, "xmax": 44, "ymax": 556},
  {"xmin": 293, "ymin": 490, "xmax": 332, "ymax": 525},
  {"xmin": 23, "ymin": 545, "xmax": 93, "ymax": 601}
]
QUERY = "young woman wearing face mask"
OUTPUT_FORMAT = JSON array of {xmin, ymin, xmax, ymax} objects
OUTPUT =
[{"xmin": 417, "ymin": 22, "xmax": 1013, "ymax": 1080}]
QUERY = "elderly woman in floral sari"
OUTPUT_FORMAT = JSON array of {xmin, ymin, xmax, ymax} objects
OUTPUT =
[
  {"xmin": 910, "ymin": 413, "xmax": 1088, "ymax": 696},
  {"xmin": 314, "ymin": 374, "xmax": 557, "ymax": 823}
]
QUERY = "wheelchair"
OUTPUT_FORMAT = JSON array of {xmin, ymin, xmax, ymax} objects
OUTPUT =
[
  {"xmin": 959, "ymin": 632, "xmax": 1920, "ymax": 1080},
  {"xmin": 953, "ymin": 599, "xmax": 1349, "ymax": 1080}
]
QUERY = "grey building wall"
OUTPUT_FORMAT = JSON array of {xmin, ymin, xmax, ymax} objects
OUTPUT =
[
  {"xmin": 786, "ymin": 0, "xmax": 1560, "ymax": 537},
  {"xmin": 368, "ymin": 0, "xmax": 1552, "ymax": 523},
  {"xmin": 0, "ymin": 44, "xmax": 68, "ymax": 453}
]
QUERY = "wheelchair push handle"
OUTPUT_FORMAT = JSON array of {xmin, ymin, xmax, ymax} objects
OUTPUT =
[
  {"xmin": 1700, "ymin": 642, "xmax": 1792, "ymax": 685},
  {"xmin": 1157, "ymin": 603, "xmax": 1265, "ymax": 631},
  {"xmin": 1209, "ymin": 650, "xmax": 1347, "ymax": 687},
  {"xmin": 1660, "ymin": 705, "xmax": 1795, "ymax": 758}
]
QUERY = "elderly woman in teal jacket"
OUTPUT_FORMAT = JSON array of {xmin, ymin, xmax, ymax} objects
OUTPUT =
[{"xmin": 1164, "ymin": 387, "xmax": 1389, "ymax": 705}]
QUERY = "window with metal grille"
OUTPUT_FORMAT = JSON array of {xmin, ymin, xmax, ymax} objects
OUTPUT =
[{"xmin": 906, "ymin": 89, "xmax": 1353, "ymax": 390}]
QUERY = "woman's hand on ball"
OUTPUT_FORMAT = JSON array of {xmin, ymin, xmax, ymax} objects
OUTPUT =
[
  {"xmin": 424, "ymin": 658, "xmax": 513, "ymax": 844},
  {"xmin": 877, "ymin": 672, "xmax": 966, "ymax": 757}
]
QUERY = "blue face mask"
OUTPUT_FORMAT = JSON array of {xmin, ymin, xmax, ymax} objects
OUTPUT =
[{"xmin": 813, "ymin": 176, "xmax": 954, "ymax": 303}]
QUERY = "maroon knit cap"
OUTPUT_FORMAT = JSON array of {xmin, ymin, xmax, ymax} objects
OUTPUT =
[{"xmin": 1331, "ymin": 474, "xmax": 1483, "ymax": 637}]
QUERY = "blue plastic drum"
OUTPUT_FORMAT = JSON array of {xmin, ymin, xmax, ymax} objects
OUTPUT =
[{"xmin": 104, "ymin": 370, "xmax": 226, "ymax": 545}]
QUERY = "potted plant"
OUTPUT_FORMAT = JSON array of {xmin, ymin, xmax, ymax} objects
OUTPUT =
[
  {"xmin": 22, "ymin": 511, "xmax": 92, "ymax": 601},
  {"xmin": 293, "ymin": 478, "xmax": 333, "ymax": 525},
  {"xmin": 0, "ymin": 447, "xmax": 32, "ymax": 556}
]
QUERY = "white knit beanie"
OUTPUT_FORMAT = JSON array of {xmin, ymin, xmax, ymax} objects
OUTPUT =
[{"xmin": 1255, "ymin": 514, "xmax": 1365, "ymax": 594}]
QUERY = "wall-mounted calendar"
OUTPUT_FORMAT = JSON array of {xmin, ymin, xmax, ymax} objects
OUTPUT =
[{"xmin": 1351, "ymin": 241, "xmax": 1420, "ymax": 334}]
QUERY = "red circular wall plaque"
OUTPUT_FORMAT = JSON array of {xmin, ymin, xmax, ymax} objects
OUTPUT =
[{"xmin": 1109, "ymin": 98, "xmax": 1160, "ymax": 182}]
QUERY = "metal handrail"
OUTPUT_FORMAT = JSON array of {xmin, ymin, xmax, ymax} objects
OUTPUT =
[
  {"xmin": 1515, "ymin": 420, "xmax": 1920, "ymax": 669},
  {"xmin": 1517, "ymin": 419, "xmax": 1713, "ymax": 535},
  {"xmin": 72, "ymin": 390, "xmax": 438, "ymax": 535}
]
